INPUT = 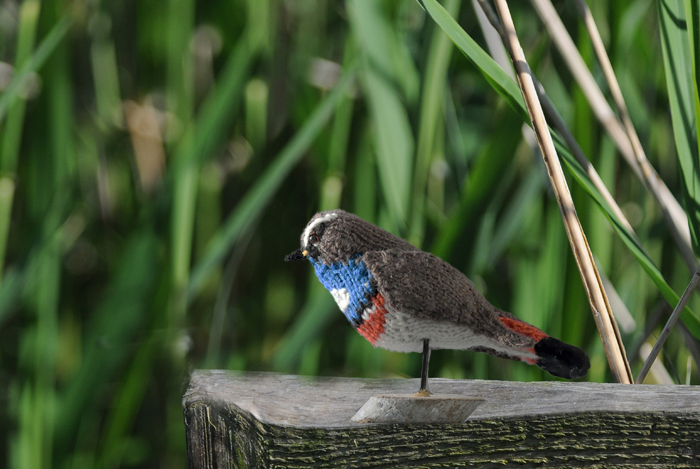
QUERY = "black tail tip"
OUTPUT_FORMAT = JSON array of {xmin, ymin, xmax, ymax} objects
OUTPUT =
[{"xmin": 534, "ymin": 336, "xmax": 590, "ymax": 379}]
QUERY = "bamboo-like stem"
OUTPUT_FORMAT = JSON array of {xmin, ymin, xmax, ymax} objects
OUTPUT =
[
  {"xmin": 492, "ymin": 0, "xmax": 632, "ymax": 383},
  {"xmin": 530, "ymin": 0, "xmax": 696, "ymax": 271},
  {"xmin": 636, "ymin": 265, "xmax": 700, "ymax": 383},
  {"xmin": 473, "ymin": 0, "xmax": 634, "ymax": 235}
]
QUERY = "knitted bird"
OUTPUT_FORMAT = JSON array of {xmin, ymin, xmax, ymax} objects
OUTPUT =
[{"xmin": 285, "ymin": 209, "xmax": 589, "ymax": 393}]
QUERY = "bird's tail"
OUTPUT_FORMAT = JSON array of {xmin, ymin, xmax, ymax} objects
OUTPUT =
[
  {"xmin": 498, "ymin": 316, "xmax": 590, "ymax": 379},
  {"xmin": 533, "ymin": 335, "xmax": 590, "ymax": 379}
]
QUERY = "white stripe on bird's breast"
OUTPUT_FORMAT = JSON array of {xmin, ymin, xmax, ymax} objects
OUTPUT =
[
  {"xmin": 330, "ymin": 288, "xmax": 350, "ymax": 312},
  {"xmin": 373, "ymin": 308, "xmax": 538, "ymax": 361}
]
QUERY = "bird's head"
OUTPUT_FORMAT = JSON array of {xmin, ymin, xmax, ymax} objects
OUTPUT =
[
  {"xmin": 284, "ymin": 209, "xmax": 416, "ymax": 265},
  {"xmin": 284, "ymin": 210, "xmax": 352, "ymax": 265}
]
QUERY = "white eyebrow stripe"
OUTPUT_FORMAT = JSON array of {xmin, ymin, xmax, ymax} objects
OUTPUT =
[{"xmin": 303, "ymin": 212, "xmax": 338, "ymax": 247}]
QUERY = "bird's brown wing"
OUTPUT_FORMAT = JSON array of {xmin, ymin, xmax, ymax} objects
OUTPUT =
[{"xmin": 362, "ymin": 249, "xmax": 533, "ymax": 348}]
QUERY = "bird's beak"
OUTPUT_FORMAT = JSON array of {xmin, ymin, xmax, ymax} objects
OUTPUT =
[{"xmin": 284, "ymin": 248, "xmax": 307, "ymax": 261}]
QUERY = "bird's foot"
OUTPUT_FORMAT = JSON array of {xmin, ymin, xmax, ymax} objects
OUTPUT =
[{"xmin": 412, "ymin": 389, "xmax": 432, "ymax": 398}]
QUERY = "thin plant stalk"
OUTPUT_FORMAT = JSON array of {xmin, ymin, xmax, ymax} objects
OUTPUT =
[
  {"xmin": 410, "ymin": 0, "xmax": 461, "ymax": 245},
  {"xmin": 492, "ymin": 0, "xmax": 633, "ymax": 383},
  {"xmin": 636, "ymin": 265, "xmax": 700, "ymax": 383},
  {"xmin": 572, "ymin": 0, "xmax": 697, "ymax": 269},
  {"xmin": 188, "ymin": 66, "xmax": 358, "ymax": 298},
  {"xmin": 472, "ymin": 0, "xmax": 513, "ymax": 79},
  {"xmin": 639, "ymin": 343, "xmax": 674, "ymax": 384},
  {"xmin": 473, "ymin": 0, "xmax": 635, "ymax": 235},
  {"xmin": 0, "ymin": 17, "xmax": 71, "ymax": 123},
  {"xmin": 168, "ymin": 0, "xmax": 196, "ymax": 324},
  {"xmin": 1, "ymin": 0, "xmax": 40, "ymax": 170},
  {"xmin": 529, "ymin": 0, "xmax": 696, "ymax": 271},
  {"xmin": 0, "ymin": 178, "xmax": 14, "ymax": 284},
  {"xmin": 166, "ymin": 0, "xmax": 196, "ymax": 465},
  {"xmin": 0, "ymin": 0, "xmax": 41, "ymax": 287},
  {"xmin": 321, "ymin": 40, "xmax": 357, "ymax": 212},
  {"xmin": 205, "ymin": 228, "xmax": 254, "ymax": 366}
]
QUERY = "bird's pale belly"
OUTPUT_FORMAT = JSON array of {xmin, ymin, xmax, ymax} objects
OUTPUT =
[
  {"xmin": 360, "ymin": 299, "xmax": 538, "ymax": 361},
  {"xmin": 314, "ymin": 257, "xmax": 538, "ymax": 362}
]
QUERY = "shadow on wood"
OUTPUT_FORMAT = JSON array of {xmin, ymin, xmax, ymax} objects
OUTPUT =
[{"xmin": 183, "ymin": 370, "xmax": 700, "ymax": 468}]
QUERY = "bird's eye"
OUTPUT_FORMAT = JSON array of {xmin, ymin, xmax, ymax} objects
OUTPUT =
[{"xmin": 309, "ymin": 234, "xmax": 320, "ymax": 245}]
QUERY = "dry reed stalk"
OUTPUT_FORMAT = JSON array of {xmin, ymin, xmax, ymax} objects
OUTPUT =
[
  {"xmin": 571, "ymin": 0, "xmax": 700, "ymax": 384},
  {"xmin": 492, "ymin": 0, "xmax": 632, "ymax": 383},
  {"xmin": 529, "ymin": 0, "xmax": 696, "ymax": 271},
  {"xmin": 474, "ymin": 0, "xmax": 634, "ymax": 235}
]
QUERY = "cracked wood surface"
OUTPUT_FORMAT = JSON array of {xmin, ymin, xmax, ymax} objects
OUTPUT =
[{"xmin": 183, "ymin": 370, "xmax": 700, "ymax": 468}]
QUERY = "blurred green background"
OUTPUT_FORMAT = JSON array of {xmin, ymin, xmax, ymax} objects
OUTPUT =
[{"xmin": 1, "ymin": 0, "xmax": 698, "ymax": 467}]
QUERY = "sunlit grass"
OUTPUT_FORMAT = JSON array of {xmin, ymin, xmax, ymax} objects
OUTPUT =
[{"xmin": 1, "ymin": 0, "xmax": 698, "ymax": 467}]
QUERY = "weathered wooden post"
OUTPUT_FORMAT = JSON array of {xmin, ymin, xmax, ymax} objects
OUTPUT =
[{"xmin": 183, "ymin": 370, "xmax": 700, "ymax": 468}]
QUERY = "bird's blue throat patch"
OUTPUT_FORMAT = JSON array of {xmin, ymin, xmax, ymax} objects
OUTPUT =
[{"xmin": 309, "ymin": 255, "xmax": 375, "ymax": 327}]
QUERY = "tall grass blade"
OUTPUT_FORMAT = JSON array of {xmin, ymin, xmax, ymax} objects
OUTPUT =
[
  {"xmin": 270, "ymin": 285, "xmax": 335, "ymax": 371},
  {"xmin": 492, "ymin": 0, "xmax": 631, "ymax": 382},
  {"xmin": 347, "ymin": 0, "xmax": 419, "ymax": 103},
  {"xmin": 419, "ymin": 0, "xmax": 528, "ymax": 122},
  {"xmin": 423, "ymin": 0, "xmax": 700, "ymax": 342},
  {"xmin": 0, "ymin": 267, "xmax": 21, "ymax": 326},
  {"xmin": 558, "ymin": 138, "xmax": 700, "ymax": 338},
  {"xmin": 472, "ymin": 0, "xmax": 635, "ymax": 236},
  {"xmin": 98, "ymin": 325, "xmax": 160, "ymax": 468},
  {"xmin": 531, "ymin": 0, "xmax": 695, "ymax": 269},
  {"xmin": 171, "ymin": 31, "xmax": 255, "ymax": 327},
  {"xmin": 168, "ymin": 0, "xmax": 196, "ymax": 338},
  {"xmin": 89, "ymin": 15, "xmax": 122, "ymax": 129},
  {"xmin": 348, "ymin": 0, "xmax": 415, "ymax": 228},
  {"xmin": 476, "ymin": 167, "xmax": 547, "ymax": 274},
  {"xmin": 1, "ymin": 0, "xmax": 40, "ymax": 171},
  {"xmin": 175, "ymin": 35, "xmax": 256, "ymax": 168},
  {"xmin": 661, "ymin": 0, "xmax": 700, "ymax": 255},
  {"xmin": 55, "ymin": 231, "xmax": 159, "ymax": 447},
  {"xmin": 432, "ymin": 108, "xmax": 522, "ymax": 258},
  {"xmin": 574, "ymin": 0, "xmax": 677, "ymax": 255},
  {"xmin": 32, "ymin": 241, "xmax": 61, "ymax": 468},
  {"xmin": 688, "ymin": 1, "xmax": 700, "ymax": 156},
  {"xmin": 361, "ymin": 69, "xmax": 414, "ymax": 228},
  {"xmin": 0, "ymin": 1, "xmax": 41, "ymax": 286},
  {"xmin": 0, "ymin": 177, "xmax": 15, "ymax": 285},
  {"xmin": 320, "ymin": 40, "xmax": 357, "ymax": 212},
  {"xmin": 410, "ymin": 0, "xmax": 460, "ymax": 245},
  {"xmin": 0, "ymin": 16, "xmax": 71, "ymax": 123},
  {"xmin": 636, "ymin": 265, "xmax": 700, "ymax": 383},
  {"xmin": 188, "ymin": 67, "xmax": 357, "ymax": 299}
]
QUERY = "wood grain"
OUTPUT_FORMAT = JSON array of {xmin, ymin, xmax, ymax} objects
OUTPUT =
[{"xmin": 183, "ymin": 370, "xmax": 700, "ymax": 468}]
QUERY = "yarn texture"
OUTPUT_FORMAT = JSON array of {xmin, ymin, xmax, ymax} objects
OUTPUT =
[
  {"xmin": 290, "ymin": 209, "xmax": 590, "ymax": 379},
  {"xmin": 310, "ymin": 255, "xmax": 375, "ymax": 327}
]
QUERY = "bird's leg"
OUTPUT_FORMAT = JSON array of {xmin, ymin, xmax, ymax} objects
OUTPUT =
[{"xmin": 414, "ymin": 338, "xmax": 432, "ymax": 397}]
